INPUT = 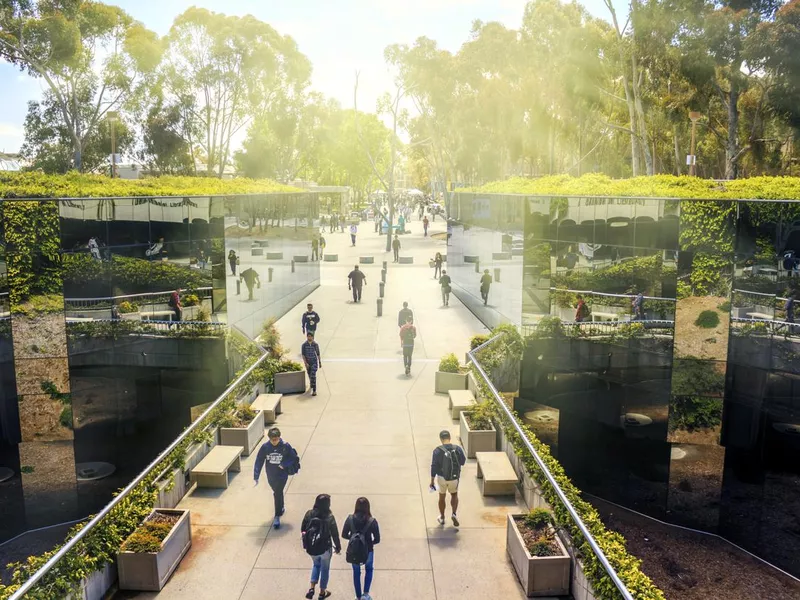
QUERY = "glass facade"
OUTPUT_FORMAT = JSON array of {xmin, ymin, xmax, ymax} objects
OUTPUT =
[
  {"xmin": 0, "ymin": 192, "xmax": 318, "ymax": 541},
  {"xmin": 452, "ymin": 192, "xmax": 800, "ymax": 577}
]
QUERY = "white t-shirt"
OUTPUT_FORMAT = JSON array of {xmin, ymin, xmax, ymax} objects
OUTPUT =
[{"xmin": 350, "ymin": 225, "xmax": 357, "ymax": 234}]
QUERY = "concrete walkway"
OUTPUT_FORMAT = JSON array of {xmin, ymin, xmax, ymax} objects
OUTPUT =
[{"xmin": 128, "ymin": 215, "xmax": 528, "ymax": 600}]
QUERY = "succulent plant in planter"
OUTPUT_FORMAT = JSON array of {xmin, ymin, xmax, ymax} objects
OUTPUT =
[
  {"xmin": 460, "ymin": 401, "xmax": 497, "ymax": 458},
  {"xmin": 435, "ymin": 353, "xmax": 469, "ymax": 393},
  {"xmin": 219, "ymin": 405, "xmax": 264, "ymax": 456},
  {"xmin": 507, "ymin": 509, "xmax": 570, "ymax": 597}
]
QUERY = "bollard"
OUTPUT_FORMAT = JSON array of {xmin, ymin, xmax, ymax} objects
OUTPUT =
[
  {"xmin": 236, "ymin": 279, "xmax": 241, "ymax": 295},
  {"xmin": 377, "ymin": 298, "xmax": 383, "ymax": 317},
  {"xmin": 382, "ymin": 260, "xmax": 388, "ymax": 271},
  {"xmin": 494, "ymin": 267, "xmax": 501, "ymax": 283},
  {"xmin": 381, "ymin": 268, "xmax": 386, "ymax": 283},
  {"xmin": 291, "ymin": 259, "xmax": 295, "ymax": 273},
  {"xmin": 475, "ymin": 259, "xmax": 480, "ymax": 274},
  {"xmin": 379, "ymin": 281, "xmax": 385, "ymax": 298},
  {"xmin": 268, "ymin": 267, "xmax": 273, "ymax": 283}
]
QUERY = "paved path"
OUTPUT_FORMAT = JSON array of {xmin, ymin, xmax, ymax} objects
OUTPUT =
[{"xmin": 129, "ymin": 215, "xmax": 528, "ymax": 600}]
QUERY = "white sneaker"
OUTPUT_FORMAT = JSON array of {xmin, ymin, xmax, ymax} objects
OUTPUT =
[{"xmin": 437, "ymin": 515, "xmax": 445, "ymax": 526}]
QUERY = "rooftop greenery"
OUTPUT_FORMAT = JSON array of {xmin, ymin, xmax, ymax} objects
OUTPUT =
[{"xmin": 0, "ymin": 173, "xmax": 301, "ymax": 199}]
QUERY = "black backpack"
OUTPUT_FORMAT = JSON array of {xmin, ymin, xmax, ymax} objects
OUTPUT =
[
  {"xmin": 346, "ymin": 517, "xmax": 372, "ymax": 565},
  {"xmin": 285, "ymin": 447, "xmax": 300, "ymax": 475},
  {"xmin": 168, "ymin": 293, "xmax": 177, "ymax": 308},
  {"xmin": 439, "ymin": 444, "xmax": 462, "ymax": 481},
  {"xmin": 302, "ymin": 512, "xmax": 329, "ymax": 556}
]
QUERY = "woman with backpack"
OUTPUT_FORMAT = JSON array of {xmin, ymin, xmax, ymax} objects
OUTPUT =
[
  {"xmin": 342, "ymin": 497, "xmax": 381, "ymax": 600},
  {"xmin": 301, "ymin": 494, "xmax": 341, "ymax": 600},
  {"xmin": 433, "ymin": 252, "xmax": 443, "ymax": 279}
]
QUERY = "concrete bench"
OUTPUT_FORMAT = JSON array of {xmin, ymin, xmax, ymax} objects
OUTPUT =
[
  {"xmin": 449, "ymin": 390, "xmax": 475, "ymax": 420},
  {"xmin": 141, "ymin": 311, "xmax": 175, "ymax": 322},
  {"xmin": 492, "ymin": 252, "xmax": 512, "ymax": 260},
  {"xmin": 324, "ymin": 254, "xmax": 338, "ymax": 262},
  {"xmin": 592, "ymin": 312, "xmax": 620, "ymax": 322},
  {"xmin": 251, "ymin": 393, "xmax": 282, "ymax": 424},
  {"xmin": 476, "ymin": 451, "xmax": 518, "ymax": 496},
  {"xmin": 747, "ymin": 312, "xmax": 774, "ymax": 320},
  {"xmin": 464, "ymin": 255, "xmax": 479, "ymax": 263},
  {"xmin": 266, "ymin": 252, "xmax": 284, "ymax": 260},
  {"xmin": 293, "ymin": 255, "xmax": 309, "ymax": 263},
  {"xmin": 189, "ymin": 445, "xmax": 242, "ymax": 489},
  {"xmin": 66, "ymin": 317, "xmax": 94, "ymax": 323},
  {"xmin": 398, "ymin": 256, "xmax": 414, "ymax": 264},
  {"xmin": 251, "ymin": 247, "xmax": 264, "ymax": 256},
  {"xmin": 359, "ymin": 256, "xmax": 375, "ymax": 264}
]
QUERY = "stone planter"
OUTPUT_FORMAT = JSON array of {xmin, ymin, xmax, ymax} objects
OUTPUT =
[
  {"xmin": 66, "ymin": 562, "xmax": 117, "ymax": 600},
  {"xmin": 459, "ymin": 411, "xmax": 497, "ymax": 458},
  {"xmin": 323, "ymin": 254, "xmax": 338, "ymax": 262},
  {"xmin": 118, "ymin": 509, "xmax": 192, "ymax": 592},
  {"xmin": 506, "ymin": 515, "xmax": 571, "ymax": 597},
  {"xmin": 435, "ymin": 371, "xmax": 468, "ymax": 394},
  {"xmin": 274, "ymin": 370, "xmax": 306, "ymax": 394},
  {"xmin": 293, "ymin": 255, "xmax": 309, "ymax": 263},
  {"xmin": 220, "ymin": 411, "xmax": 264, "ymax": 456}
]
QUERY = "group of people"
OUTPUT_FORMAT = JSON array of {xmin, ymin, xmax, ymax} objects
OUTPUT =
[{"xmin": 253, "ymin": 425, "xmax": 467, "ymax": 600}]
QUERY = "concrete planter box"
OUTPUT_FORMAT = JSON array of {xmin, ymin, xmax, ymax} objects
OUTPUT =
[
  {"xmin": 220, "ymin": 411, "xmax": 264, "ymax": 456},
  {"xmin": 324, "ymin": 254, "xmax": 338, "ymax": 262},
  {"xmin": 266, "ymin": 252, "xmax": 284, "ymax": 260},
  {"xmin": 464, "ymin": 255, "xmax": 479, "ymax": 263},
  {"xmin": 506, "ymin": 515, "xmax": 571, "ymax": 597},
  {"xmin": 398, "ymin": 256, "xmax": 414, "ymax": 264},
  {"xmin": 251, "ymin": 247, "xmax": 264, "ymax": 256},
  {"xmin": 435, "ymin": 371, "xmax": 468, "ymax": 394},
  {"xmin": 293, "ymin": 255, "xmax": 309, "ymax": 263},
  {"xmin": 459, "ymin": 411, "xmax": 497, "ymax": 458},
  {"xmin": 493, "ymin": 252, "xmax": 512, "ymax": 260},
  {"xmin": 274, "ymin": 370, "xmax": 306, "ymax": 394},
  {"xmin": 66, "ymin": 562, "xmax": 117, "ymax": 600},
  {"xmin": 118, "ymin": 509, "xmax": 192, "ymax": 592},
  {"xmin": 359, "ymin": 256, "xmax": 375, "ymax": 264}
]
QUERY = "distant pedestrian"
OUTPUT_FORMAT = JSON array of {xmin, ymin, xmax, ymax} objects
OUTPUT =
[
  {"xmin": 240, "ymin": 267, "xmax": 261, "ymax": 301},
  {"xmin": 392, "ymin": 234, "xmax": 401, "ymax": 262},
  {"xmin": 430, "ymin": 430, "xmax": 466, "ymax": 527},
  {"xmin": 400, "ymin": 316, "xmax": 416, "ymax": 376},
  {"xmin": 302, "ymin": 494, "xmax": 341, "ymax": 600},
  {"xmin": 312, "ymin": 237, "xmax": 320, "ymax": 261},
  {"xmin": 88, "ymin": 236, "xmax": 101, "ymax": 260},
  {"xmin": 301, "ymin": 332, "xmax": 322, "ymax": 396},
  {"xmin": 197, "ymin": 247, "xmax": 207, "ymax": 269},
  {"xmin": 319, "ymin": 235, "xmax": 326, "ymax": 259},
  {"xmin": 374, "ymin": 212, "xmax": 381, "ymax": 233},
  {"xmin": 632, "ymin": 290, "xmax": 644, "ymax": 320},
  {"xmin": 575, "ymin": 294, "xmax": 590, "ymax": 322},
  {"xmin": 439, "ymin": 270, "xmax": 452, "ymax": 306},
  {"xmin": 786, "ymin": 294, "xmax": 795, "ymax": 323},
  {"xmin": 340, "ymin": 215, "xmax": 345, "ymax": 233},
  {"xmin": 350, "ymin": 223, "xmax": 358, "ymax": 246},
  {"xmin": 479, "ymin": 269, "xmax": 492, "ymax": 306},
  {"xmin": 423, "ymin": 216, "xmax": 429, "ymax": 237},
  {"xmin": 331, "ymin": 214, "xmax": 338, "ymax": 232},
  {"xmin": 302, "ymin": 303, "xmax": 321, "ymax": 336},
  {"xmin": 398, "ymin": 214, "xmax": 406, "ymax": 233},
  {"xmin": 342, "ymin": 497, "xmax": 381, "ymax": 600},
  {"xmin": 168, "ymin": 287, "xmax": 183, "ymax": 322},
  {"xmin": 433, "ymin": 252, "xmax": 443, "ymax": 279},
  {"xmin": 348, "ymin": 265, "xmax": 367, "ymax": 303},
  {"xmin": 398, "ymin": 301, "xmax": 413, "ymax": 328},
  {"xmin": 228, "ymin": 250, "xmax": 238, "ymax": 276},
  {"xmin": 320, "ymin": 215, "xmax": 327, "ymax": 233},
  {"xmin": 254, "ymin": 427, "xmax": 300, "ymax": 530}
]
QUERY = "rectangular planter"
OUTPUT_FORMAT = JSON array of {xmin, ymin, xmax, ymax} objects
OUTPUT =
[
  {"xmin": 118, "ymin": 509, "xmax": 192, "ymax": 592},
  {"xmin": 273, "ymin": 370, "xmax": 306, "ymax": 394},
  {"xmin": 459, "ymin": 411, "xmax": 497, "ymax": 458},
  {"xmin": 219, "ymin": 411, "xmax": 265, "ymax": 456},
  {"xmin": 66, "ymin": 562, "xmax": 117, "ymax": 600},
  {"xmin": 435, "ymin": 371, "xmax": 468, "ymax": 394},
  {"xmin": 506, "ymin": 515, "xmax": 571, "ymax": 597}
]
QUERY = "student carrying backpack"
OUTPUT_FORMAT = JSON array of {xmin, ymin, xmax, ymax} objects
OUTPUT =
[
  {"xmin": 430, "ymin": 430, "xmax": 467, "ymax": 527},
  {"xmin": 342, "ymin": 497, "xmax": 380, "ymax": 600},
  {"xmin": 301, "ymin": 494, "xmax": 341, "ymax": 600}
]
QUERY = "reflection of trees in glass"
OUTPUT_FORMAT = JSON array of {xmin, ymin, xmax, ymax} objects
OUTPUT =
[
  {"xmin": 672, "ymin": 358, "xmax": 725, "ymax": 397},
  {"xmin": 668, "ymin": 396, "xmax": 723, "ymax": 433},
  {"xmin": 679, "ymin": 200, "xmax": 734, "ymax": 297}
]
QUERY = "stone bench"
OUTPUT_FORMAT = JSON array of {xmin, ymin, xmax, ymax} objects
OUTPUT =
[
  {"xmin": 251, "ymin": 247, "xmax": 264, "ymax": 256},
  {"xmin": 189, "ymin": 445, "xmax": 242, "ymax": 489},
  {"xmin": 476, "ymin": 451, "xmax": 518, "ymax": 496},
  {"xmin": 464, "ymin": 255, "xmax": 479, "ymax": 263},
  {"xmin": 359, "ymin": 256, "xmax": 375, "ymax": 264},
  {"xmin": 449, "ymin": 389, "xmax": 476, "ymax": 420},
  {"xmin": 293, "ymin": 255, "xmax": 309, "ymax": 263},
  {"xmin": 492, "ymin": 252, "xmax": 512, "ymax": 260},
  {"xmin": 141, "ymin": 311, "xmax": 175, "ymax": 322},
  {"xmin": 251, "ymin": 393, "xmax": 282, "ymax": 424},
  {"xmin": 324, "ymin": 254, "xmax": 338, "ymax": 262},
  {"xmin": 398, "ymin": 256, "xmax": 414, "ymax": 264},
  {"xmin": 266, "ymin": 252, "xmax": 284, "ymax": 260}
]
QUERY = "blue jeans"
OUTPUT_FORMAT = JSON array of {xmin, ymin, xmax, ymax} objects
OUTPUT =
[
  {"xmin": 311, "ymin": 549, "xmax": 332, "ymax": 589},
  {"xmin": 352, "ymin": 551, "xmax": 374, "ymax": 598}
]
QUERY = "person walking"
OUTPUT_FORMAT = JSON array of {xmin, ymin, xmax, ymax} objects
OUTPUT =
[
  {"xmin": 168, "ymin": 287, "xmax": 183, "ymax": 323},
  {"xmin": 312, "ymin": 237, "xmax": 320, "ymax": 261},
  {"xmin": 320, "ymin": 215, "xmax": 327, "ymax": 233},
  {"xmin": 397, "ymin": 301, "xmax": 413, "ymax": 327},
  {"xmin": 392, "ymin": 234, "xmax": 401, "ymax": 263},
  {"xmin": 374, "ymin": 211, "xmax": 381, "ymax": 233},
  {"xmin": 254, "ymin": 427, "xmax": 300, "ymax": 529},
  {"xmin": 343, "ymin": 497, "xmax": 380, "ymax": 600},
  {"xmin": 302, "ymin": 494, "xmax": 341, "ymax": 600},
  {"xmin": 197, "ymin": 247, "xmax": 207, "ymax": 270},
  {"xmin": 348, "ymin": 265, "xmax": 367, "ymax": 303},
  {"xmin": 350, "ymin": 223, "xmax": 358, "ymax": 246},
  {"xmin": 632, "ymin": 290, "xmax": 644, "ymax": 321},
  {"xmin": 479, "ymin": 269, "xmax": 492, "ymax": 306},
  {"xmin": 301, "ymin": 332, "xmax": 322, "ymax": 396},
  {"xmin": 240, "ymin": 267, "xmax": 261, "ymax": 301},
  {"xmin": 399, "ymin": 316, "xmax": 417, "ymax": 376},
  {"xmin": 319, "ymin": 235, "xmax": 326, "ymax": 260},
  {"xmin": 423, "ymin": 215, "xmax": 429, "ymax": 237},
  {"xmin": 439, "ymin": 270, "xmax": 452, "ymax": 306},
  {"xmin": 430, "ymin": 430, "xmax": 467, "ymax": 527},
  {"xmin": 228, "ymin": 249, "xmax": 238, "ymax": 276},
  {"xmin": 575, "ymin": 294, "xmax": 590, "ymax": 322},
  {"xmin": 302, "ymin": 303, "xmax": 321, "ymax": 336},
  {"xmin": 433, "ymin": 252, "xmax": 443, "ymax": 279}
]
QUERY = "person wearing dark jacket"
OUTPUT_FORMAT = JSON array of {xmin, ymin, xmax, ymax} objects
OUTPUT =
[
  {"xmin": 480, "ymin": 269, "xmax": 492, "ymax": 305},
  {"xmin": 439, "ymin": 270, "xmax": 452, "ymax": 306},
  {"xmin": 433, "ymin": 252, "xmax": 443, "ymax": 279},
  {"xmin": 399, "ymin": 316, "xmax": 417, "ymax": 376},
  {"xmin": 228, "ymin": 249, "xmax": 238, "ymax": 276},
  {"xmin": 254, "ymin": 427, "xmax": 299, "ymax": 529},
  {"xmin": 397, "ymin": 302, "xmax": 413, "ymax": 328},
  {"xmin": 392, "ymin": 234, "xmax": 401, "ymax": 262},
  {"xmin": 301, "ymin": 332, "xmax": 322, "ymax": 396},
  {"xmin": 302, "ymin": 303, "xmax": 321, "ymax": 336},
  {"xmin": 302, "ymin": 494, "xmax": 341, "ymax": 600},
  {"xmin": 342, "ymin": 497, "xmax": 380, "ymax": 600},
  {"xmin": 348, "ymin": 265, "xmax": 367, "ymax": 303}
]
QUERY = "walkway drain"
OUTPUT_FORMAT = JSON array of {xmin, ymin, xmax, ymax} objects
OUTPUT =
[
  {"xmin": 76, "ymin": 462, "xmax": 116, "ymax": 481},
  {"xmin": 525, "ymin": 410, "xmax": 559, "ymax": 423},
  {"xmin": 671, "ymin": 447, "xmax": 687, "ymax": 460},
  {"xmin": 620, "ymin": 413, "xmax": 653, "ymax": 427}
]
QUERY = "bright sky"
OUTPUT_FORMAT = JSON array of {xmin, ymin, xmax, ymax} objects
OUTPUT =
[{"xmin": 0, "ymin": 0, "xmax": 614, "ymax": 153}]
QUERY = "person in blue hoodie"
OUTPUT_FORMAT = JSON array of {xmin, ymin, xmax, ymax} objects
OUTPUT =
[{"xmin": 254, "ymin": 427, "xmax": 300, "ymax": 529}]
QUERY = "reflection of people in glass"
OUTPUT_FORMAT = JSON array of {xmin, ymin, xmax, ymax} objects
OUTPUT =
[
  {"xmin": 196, "ymin": 247, "xmax": 207, "ymax": 270},
  {"xmin": 785, "ymin": 294, "xmax": 795, "ymax": 323},
  {"xmin": 240, "ymin": 268, "xmax": 261, "ymax": 301},
  {"xmin": 319, "ymin": 235, "xmax": 326, "ymax": 259},
  {"xmin": 88, "ymin": 237, "xmax": 101, "ymax": 261},
  {"xmin": 480, "ymin": 269, "xmax": 492, "ymax": 306},
  {"xmin": 565, "ymin": 247, "xmax": 578, "ymax": 273},
  {"xmin": 228, "ymin": 250, "xmax": 238, "ymax": 276},
  {"xmin": 146, "ymin": 237, "xmax": 165, "ymax": 260},
  {"xmin": 169, "ymin": 287, "xmax": 182, "ymax": 322},
  {"xmin": 632, "ymin": 290, "xmax": 644, "ymax": 320},
  {"xmin": 575, "ymin": 294, "xmax": 589, "ymax": 322},
  {"xmin": 312, "ymin": 237, "xmax": 320, "ymax": 261}
]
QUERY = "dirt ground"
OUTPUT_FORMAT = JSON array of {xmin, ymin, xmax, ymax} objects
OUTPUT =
[
  {"xmin": 11, "ymin": 312, "xmax": 68, "ymax": 359},
  {"xmin": 674, "ymin": 296, "xmax": 730, "ymax": 360}
]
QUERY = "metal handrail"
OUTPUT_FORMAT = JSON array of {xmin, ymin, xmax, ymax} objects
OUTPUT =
[
  {"xmin": 9, "ymin": 350, "xmax": 269, "ymax": 600},
  {"xmin": 467, "ymin": 334, "xmax": 635, "ymax": 600}
]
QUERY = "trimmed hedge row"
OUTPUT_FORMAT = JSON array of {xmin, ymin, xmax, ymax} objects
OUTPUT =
[
  {"xmin": 0, "ymin": 172, "xmax": 300, "ymax": 199},
  {"xmin": 467, "ymin": 173, "xmax": 800, "ymax": 200}
]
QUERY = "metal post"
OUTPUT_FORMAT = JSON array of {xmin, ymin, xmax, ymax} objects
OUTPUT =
[
  {"xmin": 381, "ymin": 269, "xmax": 387, "ymax": 283},
  {"xmin": 377, "ymin": 298, "xmax": 383, "ymax": 316},
  {"xmin": 379, "ymin": 281, "xmax": 385, "ymax": 298},
  {"xmin": 494, "ymin": 267, "xmax": 501, "ymax": 283},
  {"xmin": 291, "ymin": 260, "xmax": 295, "ymax": 273},
  {"xmin": 382, "ymin": 260, "xmax": 388, "ymax": 271},
  {"xmin": 475, "ymin": 259, "xmax": 480, "ymax": 274},
  {"xmin": 268, "ymin": 267, "xmax": 273, "ymax": 283},
  {"xmin": 236, "ymin": 279, "xmax": 241, "ymax": 295}
]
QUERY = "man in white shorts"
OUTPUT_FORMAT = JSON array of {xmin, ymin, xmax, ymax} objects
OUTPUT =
[{"xmin": 430, "ymin": 430, "xmax": 467, "ymax": 527}]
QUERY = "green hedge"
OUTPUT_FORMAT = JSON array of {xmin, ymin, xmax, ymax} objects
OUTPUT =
[
  {"xmin": 467, "ymin": 173, "xmax": 800, "ymax": 200},
  {"xmin": 66, "ymin": 320, "xmax": 225, "ymax": 340},
  {"xmin": 0, "ymin": 172, "xmax": 300, "ymax": 199}
]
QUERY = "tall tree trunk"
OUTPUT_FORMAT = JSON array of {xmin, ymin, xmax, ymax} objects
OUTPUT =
[
  {"xmin": 725, "ymin": 82, "xmax": 740, "ymax": 180},
  {"xmin": 622, "ymin": 78, "xmax": 641, "ymax": 176},
  {"xmin": 673, "ymin": 125, "xmax": 681, "ymax": 175}
]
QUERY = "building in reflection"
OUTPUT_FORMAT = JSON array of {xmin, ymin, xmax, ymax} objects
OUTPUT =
[
  {"xmin": 0, "ymin": 191, "xmax": 319, "ymax": 542},
  {"xmin": 449, "ymin": 192, "xmax": 800, "ymax": 577}
]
